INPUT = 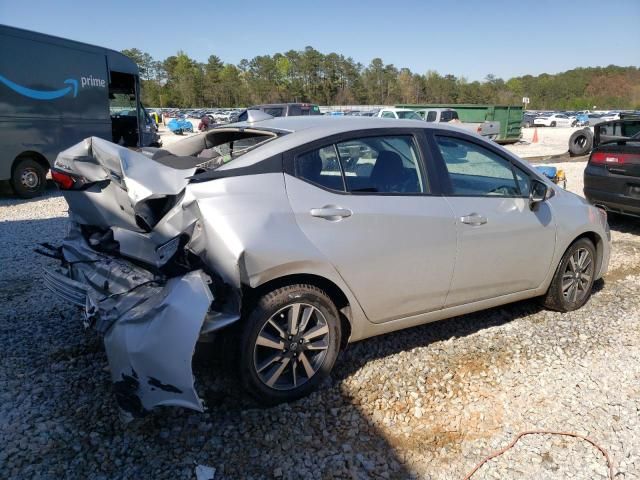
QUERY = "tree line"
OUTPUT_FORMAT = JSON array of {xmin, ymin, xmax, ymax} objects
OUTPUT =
[{"xmin": 121, "ymin": 47, "xmax": 640, "ymax": 110}]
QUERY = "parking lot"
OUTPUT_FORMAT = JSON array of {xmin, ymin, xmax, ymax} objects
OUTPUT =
[{"xmin": 1, "ymin": 159, "xmax": 639, "ymax": 480}]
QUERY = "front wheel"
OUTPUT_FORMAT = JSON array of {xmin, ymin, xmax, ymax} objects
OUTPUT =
[
  {"xmin": 542, "ymin": 238, "xmax": 596, "ymax": 312},
  {"xmin": 240, "ymin": 284, "xmax": 341, "ymax": 404},
  {"xmin": 550, "ymin": 121, "xmax": 557, "ymax": 127}
]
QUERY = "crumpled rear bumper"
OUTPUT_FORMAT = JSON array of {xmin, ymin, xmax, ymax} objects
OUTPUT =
[{"xmin": 42, "ymin": 223, "xmax": 229, "ymax": 420}]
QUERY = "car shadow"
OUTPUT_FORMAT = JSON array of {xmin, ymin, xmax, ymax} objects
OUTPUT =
[
  {"xmin": 2, "ymin": 210, "xmax": 618, "ymax": 479},
  {"xmin": 0, "ymin": 179, "xmax": 60, "ymax": 204},
  {"xmin": 607, "ymin": 213, "xmax": 640, "ymax": 235}
]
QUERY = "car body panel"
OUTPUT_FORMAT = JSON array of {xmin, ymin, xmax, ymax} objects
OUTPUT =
[
  {"xmin": 284, "ymin": 175, "xmax": 457, "ymax": 323},
  {"xmin": 442, "ymin": 196, "xmax": 557, "ymax": 306}
]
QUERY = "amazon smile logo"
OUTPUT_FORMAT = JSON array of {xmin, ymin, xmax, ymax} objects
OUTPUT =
[{"xmin": 0, "ymin": 74, "xmax": 106, "ymax": 100}]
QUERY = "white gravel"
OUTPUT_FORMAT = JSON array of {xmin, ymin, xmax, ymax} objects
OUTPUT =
[{"xmin": 1, "ymin": 164, "xmax": 639, "ymax": 479}]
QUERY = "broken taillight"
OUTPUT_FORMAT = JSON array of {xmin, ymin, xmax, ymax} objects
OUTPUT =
[{"xmin": 51, "ymin": 169, "xmax": 76, "ymax": 189}]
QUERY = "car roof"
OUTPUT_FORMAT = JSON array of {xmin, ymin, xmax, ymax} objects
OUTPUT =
[
  {"xmin": 380, "ymin": 108, "xmax": 417, "ymax": 112},
  {"xmin": 213, "ymin": 116, "xmax": 466, "ymax": 171}
]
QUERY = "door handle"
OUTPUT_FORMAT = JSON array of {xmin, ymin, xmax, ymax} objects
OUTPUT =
[
  {"xmin": 310, "ymin": 206, "xmax": 352, "ymax": 221},
  {"xmin": 460, "ymin": 213, "xmax": 487, "ymax": 225}
]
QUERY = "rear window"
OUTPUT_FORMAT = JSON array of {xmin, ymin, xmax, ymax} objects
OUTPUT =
[
  {"xmin": 160, "ymin": 128, "xmax": 280, "ymax": 171},
  {"xmin": 264, "ymin": 107, "xmax": 285, "ymax": 117},
  {"xmin": 440, "ymin": 111, "xmax": 459, "ymax": 122},
  {"xmin": 289, "ymin": 104, "xmax": 321, "ymax": 116},
  {"xmin": 396, "ymin": 111, "xmax": 422, "ymax": 120}
]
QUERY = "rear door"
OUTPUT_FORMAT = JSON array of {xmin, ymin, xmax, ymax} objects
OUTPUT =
[
  {"xmin": 428, "ymin": 131, "xmax": 557, "ymax": 307},
  {"xmin": 284, "ymin": 129, "xmax": 457, "ymax": 323}
]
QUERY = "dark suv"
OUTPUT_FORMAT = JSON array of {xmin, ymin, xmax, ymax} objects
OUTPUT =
[
  {"xmin": 584, "ymin": 117, "xmax": 640, "ymax": 217},
  {"xmin": 244, "ymin": 103, "xmax": 321, "ymax": 118}
]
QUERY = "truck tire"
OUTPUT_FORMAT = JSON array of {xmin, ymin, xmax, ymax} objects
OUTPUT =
[
  {"xmin": 569, "ymin": 129, "xmax": 593, "ymax": 157},
  {"xmin": 11, "ymin": 158, "xmax": 47, "ymax": 198}
]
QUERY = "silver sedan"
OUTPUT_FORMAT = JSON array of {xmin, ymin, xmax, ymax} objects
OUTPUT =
[{"xmin": 45, "ymin": 115, "xmax": 610, "ymax": 418}]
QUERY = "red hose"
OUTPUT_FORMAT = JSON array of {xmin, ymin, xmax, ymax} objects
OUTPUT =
[{"xmin": 463, "ymin": 430, "xmax": 614, "ymax": 480}]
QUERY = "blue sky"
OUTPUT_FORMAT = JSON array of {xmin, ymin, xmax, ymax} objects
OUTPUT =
[{"xmin": 1, "ymin": 0, "xmax": 638, "ymax": 80}]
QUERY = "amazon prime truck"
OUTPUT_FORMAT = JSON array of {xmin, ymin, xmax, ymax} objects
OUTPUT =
[{"xmin": 0, "ymin": 25, "xmax": 160, "ymax": 197}]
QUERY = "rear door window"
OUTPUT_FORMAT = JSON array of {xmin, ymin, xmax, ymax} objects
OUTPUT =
[
  {"xmin": 294, "ymin": 135, "xmax": 427, "ymax": 194},
  {"xmin": 426, "ymin": 111, "xmax": 437, "ymax": 122},
  {"xmin": 337, "ymin": 135, "xmax": 426, "ymax": 194}
]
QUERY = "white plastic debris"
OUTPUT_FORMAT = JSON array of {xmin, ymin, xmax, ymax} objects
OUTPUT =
[{"xmin": 195, "ymin": 464, "xmax": 216, "ymax": 480}]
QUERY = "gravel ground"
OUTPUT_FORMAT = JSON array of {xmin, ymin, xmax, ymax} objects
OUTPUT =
[
  {"xmin": 1, "ymin": 162, "xmax": 639, "ymax": 480},
  {"xmin": 504, "ymin": 126, "xmax": 585, "ymax": 159}
]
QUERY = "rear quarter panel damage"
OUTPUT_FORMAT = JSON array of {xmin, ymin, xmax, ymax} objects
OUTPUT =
[{"xmin": 105, "ymin": 270, "xmax": 213, "ymax": 420}]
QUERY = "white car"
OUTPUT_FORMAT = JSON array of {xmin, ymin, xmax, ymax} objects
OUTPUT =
[
  {"xmin": 600, "ymin": 112, "xmax": 621, "ymax": 122},
  {"xmin": 376, "ymin": 108, "xmax": 423, "ymax": 120},
  {"xmin": 534, "ymin": 114, "xmax": 576, "ymax": 127}
]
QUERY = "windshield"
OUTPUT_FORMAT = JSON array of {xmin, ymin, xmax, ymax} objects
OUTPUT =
[{"xmin": 396, "ymin": 111, "xmax": 422, "ymax": 120}]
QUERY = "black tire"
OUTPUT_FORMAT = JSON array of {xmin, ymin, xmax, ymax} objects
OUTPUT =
[
  {"xmin": 524, "ymin": 121, "xmax": 531, "ymax": 128},
  {"xmin": 239, "ymin": 284, "xmax": 341, "ymax": 405},
  {"xmin": 11, "ymin": 158, "xmax": 47, "ymax": 198},
  {"xmin": 542, "ymin": 238, "xmax": 597, "ymax": 312},
  {"xmin": 568, "ymin": 128, "xmax": 593, "ymax": 157},
  {"xmin": 550, "ymin": 121, "xmax": 557, "ymax": 127}
]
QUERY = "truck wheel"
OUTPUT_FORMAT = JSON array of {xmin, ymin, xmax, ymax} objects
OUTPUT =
[
  {"xmin": 569, "ymin": 129, "xmax": 593, "ymax": 157},
  {"xmin": 550, "ymin": 121, "xmax": 556, "ymax": 127},
  {"xmin": 239, "ymin": 284, "xmax": 341, "ymax": 405},
  {"xmin": 11, "ymin": 158, "xmax": 47, "ymax": 198}
]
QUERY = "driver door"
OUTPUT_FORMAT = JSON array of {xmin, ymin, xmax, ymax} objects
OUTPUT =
[{"xmin": 430, "ymin": 133, "xmax": 557, "ymax": 307}]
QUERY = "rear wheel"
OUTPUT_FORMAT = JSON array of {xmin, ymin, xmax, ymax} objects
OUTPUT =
[
  {"xmin": 240, "ymin": 284, "xmax": 341, "ymax": 404},
  {"xmin": 542, "ymin": 238, "xmax": 596, "ymax": 312},
  {"xmin": 11, "ymin": 158, "xmax": 47, "ymax": 198}
]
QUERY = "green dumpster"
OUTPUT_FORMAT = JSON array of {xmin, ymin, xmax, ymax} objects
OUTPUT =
[{"xmin": 396, "ymin": 104, "xmax": 523, "ymax": 144}]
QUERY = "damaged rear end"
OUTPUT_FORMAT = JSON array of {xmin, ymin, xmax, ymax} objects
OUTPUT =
[{"xmin": 42, "ymin": 135, "xmax": 271, "ymax": 419}]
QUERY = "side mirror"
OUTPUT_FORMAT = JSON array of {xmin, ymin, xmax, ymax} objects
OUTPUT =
[{"xmin": 529, "ymin": 179, "xmax": 548, "ymax": 210}]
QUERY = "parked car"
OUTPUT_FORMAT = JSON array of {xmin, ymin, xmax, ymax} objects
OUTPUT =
[
  {"xmin": 522, "ymin": 113, "xmax": 538, "ymax": 128},
  {"xmin": 417, "ymin": 108, "xmax": 501, "ymax": 140},
  {"xmin": 44, "ymin": 116, "xmax": 610, "ymax": 418},
  {"xmin": 584, "ymin": 119, "xmax": 640, "ymax": 217},
  {"xmin": 574, "ymin": 113, "xmax": 589, "ymax": 127},
  {"xmin": 587, "ymin": 113, "xmax": 606, "ymax": 126},
  {"xmin": 376, "ymin": 108, "xmax": 423, "ymax": 120},
  {"xmin": 534, "ymin": 113, "xmax": 576, "ymax": 127},
  {"xmin": 600, "ymin": 112, "xmax": 621, "ymax": 122}
]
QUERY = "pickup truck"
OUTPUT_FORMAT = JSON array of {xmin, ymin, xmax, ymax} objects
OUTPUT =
[{"xmin": 416, "ymin": 108, "xmax": 501, "ymax": 140}]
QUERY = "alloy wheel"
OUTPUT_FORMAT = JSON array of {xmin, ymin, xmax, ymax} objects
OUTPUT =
[
  {"xmin": 562, "ymin": 247, "xmax": 594, "ymax": 303},
  {"xmin": 253, "ymin": 303, "xmax": 330, "ymax": 391}
]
